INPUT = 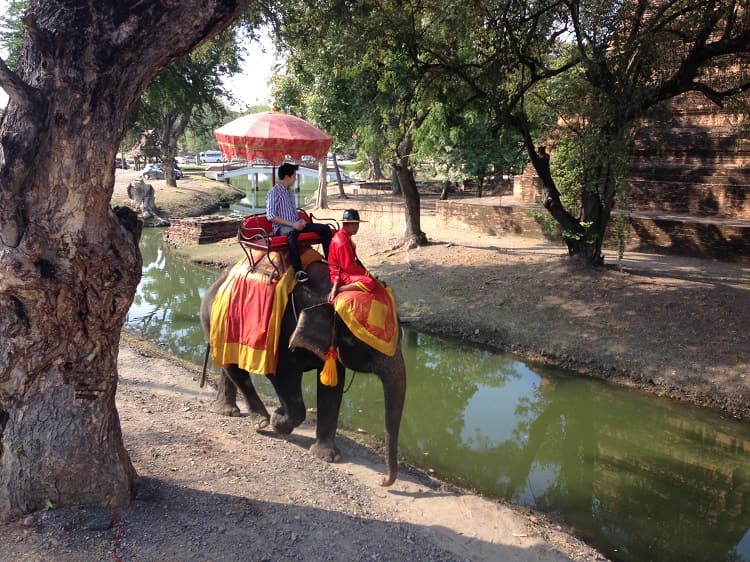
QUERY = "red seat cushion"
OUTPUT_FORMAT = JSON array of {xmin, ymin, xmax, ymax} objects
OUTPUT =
[
  {"xmin": 266, "ymin": 231, "xmax": 321, "ymax": 250},
  {"xmin": 239, "ymin": 215, "xmax": 273, "ymax": 239},
  {"xmin": 239, "ymin": 212, "xmax": 323, "ymax": 251}
]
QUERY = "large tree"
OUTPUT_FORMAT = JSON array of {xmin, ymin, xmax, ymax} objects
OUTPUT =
[
  {"xmin": 479, "ymin": 0, "xmax": 750, "ymax": 264},
  {"xmin": 0, "ymin": 0, "xmax": 252, "ymax": 522},
  {"xmin": 270, "ymin": 38, "xmax": 362, "ymax": 203}
]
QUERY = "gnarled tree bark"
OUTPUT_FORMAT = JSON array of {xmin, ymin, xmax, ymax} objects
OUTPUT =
[{"xmin": 0, "ymin": 0, "xmax": 250, "ymax": 522}]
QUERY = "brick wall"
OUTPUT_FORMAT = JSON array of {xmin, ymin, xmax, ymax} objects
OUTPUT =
[
  {"xmin": 435, "ymin": 200, "xmax": 552, "ymax": 239},
  {"xmin": 627, "ymin": 215, "xmax": 750, "ymax": 261},
  {"xmin": 435, "ymin": 199, "xmax": 750, "ymax": 262},
  {"xmin": 163, "ymin": 215, "xmax": 242, "ymax": 246}
]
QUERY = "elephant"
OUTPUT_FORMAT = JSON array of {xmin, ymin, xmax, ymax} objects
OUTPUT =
[{"xmin": 200, "ymin": 260, "xmax": 407, "ymax": 486}]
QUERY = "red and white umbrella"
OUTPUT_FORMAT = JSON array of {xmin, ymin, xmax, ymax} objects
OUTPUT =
[{"xmin": 214, "ymin": 111, "xmax": 332, "ymax": 164}]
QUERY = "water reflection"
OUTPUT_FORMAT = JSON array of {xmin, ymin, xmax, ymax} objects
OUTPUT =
[
  {"xmin": 338, "ymin": 332, "xmax": 750, "ymax": 562},
  {"xmin": 127, "ymin": 229, "xmax": 750, "ymax": 562},
  {"xmin": 126, "ymin": 229, "xmax": 218, "ymax": 366}
]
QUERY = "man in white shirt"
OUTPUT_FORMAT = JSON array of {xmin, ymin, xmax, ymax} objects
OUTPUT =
[{"xmin": 266, "ymin": 163, "xmax": 332, "ymax": 283}]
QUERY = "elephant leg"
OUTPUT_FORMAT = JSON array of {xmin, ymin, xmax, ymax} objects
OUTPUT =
[
  {"xmin": 213, "ymin": 366, "xmax": 270, "ymax": 430},
  {"xmin": 211, "ymin": 369, "xmax": 241, "ymax": 417},
  {"xmin": 310, "ymin": 364, "xmax": 345, "ymax": 463},
  {"xmin": 268, "ymin": 371, "xmax": 306, "ymax": 435}
]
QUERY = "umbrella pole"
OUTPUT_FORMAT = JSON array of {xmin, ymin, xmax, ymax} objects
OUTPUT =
[{"xmin": 272, "ymin": 165, "xmax": 276, "ymax": 185}]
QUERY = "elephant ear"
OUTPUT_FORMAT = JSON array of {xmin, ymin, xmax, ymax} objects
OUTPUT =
[{"xmin": 289, "ymin": 305, "xmax": 334, "ymax": 361}]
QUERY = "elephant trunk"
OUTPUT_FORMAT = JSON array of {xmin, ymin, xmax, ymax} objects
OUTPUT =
[{"xmin": 380, "ymin": 353, "xmax": 407, "ymax": 486}]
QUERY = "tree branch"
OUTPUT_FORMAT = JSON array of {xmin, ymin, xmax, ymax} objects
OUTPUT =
[
  {"xmin": 0, "ymin": 56, "xmax": 43, "ymax": 112},
  {"xmin": 691, "ymin": 79, "xmax": 750, "ymax": 107}
]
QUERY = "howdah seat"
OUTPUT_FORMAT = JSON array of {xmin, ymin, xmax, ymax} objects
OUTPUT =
[{"xmin": 238, "ymin": 210, "xmax": 337, "ymax": 278}]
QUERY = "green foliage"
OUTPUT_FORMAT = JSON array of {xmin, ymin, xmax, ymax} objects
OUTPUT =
[
  {"xmin": 271, "ymin": 0, "xmax": 452, "ymax": 165},
  {"xmin": 548, "ymin": 139, "xmax": 583, "ymax": 212},
  {"xmin": 563, "ymin": 220, "xmax": 596, "ymax": 242},
  {"xmin": 181, "ymin": 105, "xmax": 234, "ymax": 153},
  {"xmin": 129, "ymin": 28, "xmax": 247, "ymax": 161},
  {"xmin": 526, "ymin": 208, "xmax": 561, "ymax": 240},
  {"xmin": 0, "ymin": 0, "xmax": 25, "ymax": 70},
  {"xmin": 414, "ymin": 103, "xmax": 524, "ymax": 187}
]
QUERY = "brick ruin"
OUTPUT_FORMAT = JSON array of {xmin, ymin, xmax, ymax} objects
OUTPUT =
[{"xmin": 163, "ymin": 215, "xmax": 243, "ymax": 247}]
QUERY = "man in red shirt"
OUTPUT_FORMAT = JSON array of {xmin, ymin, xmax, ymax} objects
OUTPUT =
[{"xmin": 327, "ymin": 209, "xmax": 378, "ymax": 302}]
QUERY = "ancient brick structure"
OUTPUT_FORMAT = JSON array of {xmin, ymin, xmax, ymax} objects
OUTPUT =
[
  {"xmin": 163, "ymin": 215, "xmax": 242, "ymax": 246},
  {"xmin": 630, "ymin": 94, "xmax": 749, "ymax": 220},
  {"xmin": 514, "ymin": 94, "xmax": 750, "ymax": 218},
  {"xmin": 513, "ymin": 162, "xmax": 547, "ymax": 204}
]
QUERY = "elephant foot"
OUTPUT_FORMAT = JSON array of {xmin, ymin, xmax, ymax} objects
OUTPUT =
[
  {"xmin": 211, "ymin": 400, "xmax": 241, "ymax": 417},
  {"xmin": 250, "ymin": 412, "xmax": 270, "ymax": 431},
  {"xmin": 270, "ymin": 412, "xmax": 295, "ymax": 435},
  {"xmin": 270, "ymin": 409, "xmax": 303, "ymax": 435},
  {"xmin": 310, "ymin": 440, "xmax": 341, "ymax": 463}
]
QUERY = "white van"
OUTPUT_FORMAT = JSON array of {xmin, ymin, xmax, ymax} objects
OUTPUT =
[{"xmin": 200, "ymin": 150, "xmax": 224, "ymax": 163}]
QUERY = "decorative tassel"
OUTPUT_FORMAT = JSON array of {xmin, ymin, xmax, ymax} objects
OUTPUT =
[{"xmin": 320, "ymin": 346, "xmax": 338, "ymax": 387}]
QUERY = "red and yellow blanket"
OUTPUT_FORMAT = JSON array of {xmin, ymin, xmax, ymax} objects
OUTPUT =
[
  {"xmin": 209, "ymin": 248, "xmax": 322, "ymax": 375},
  {"xmin": 332, "ymin": 283, "xmax": 399, "ymax": 357}
]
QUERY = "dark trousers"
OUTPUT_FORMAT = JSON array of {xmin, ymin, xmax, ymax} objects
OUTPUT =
[{"xmin": 278, "ymin": 223, "xmax": 332, "ymax": 271}]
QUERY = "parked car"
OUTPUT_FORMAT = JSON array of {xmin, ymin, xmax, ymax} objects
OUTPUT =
[
  {"xmin": 142, "ymin": 163, "xmax": 183, "ymax": 180},
  {"xmin": 199, "ymin": 150, "xmax": 224, "ymax": 163}
]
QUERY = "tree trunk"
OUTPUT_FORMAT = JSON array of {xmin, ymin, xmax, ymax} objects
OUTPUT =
[
  {"xmin": 316, "ymin": 158, "xmax": 328, "ymax": 209},
  {"xmin": 332, "ymin": 154, "xmax": 347, "ymax": 198},
  {"xmin": 390, "ymin": 166, "xmax": 402, "ymax": 195},
  {"xmin": 0, "ymin": 0, "xmax": 249, "ymax": 522},
  {"xmin": 161, "ymin": 111, "xmax": 190, "ymax": 188},
  {"xmin": 395, "ymin": 160, "xmax": 426, "ymax": 247},
  {"xmin": 513, "ymin": 119, "xmax": 597, "ymax": 262},
  {"xmin": 367, "ymin": 155, "xmax": 385, "ymax": 181},
  {"xmin": 439, "ymin": 180, "xmax": 450, "ymax": 200},
  {"xmin": 393, "ymin": 122, "xmax": 427, "ymax": 247}
]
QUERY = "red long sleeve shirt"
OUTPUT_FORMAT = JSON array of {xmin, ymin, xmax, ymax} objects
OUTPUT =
[{"xmin": 328, "ymin": 229, "xmax": 376, "ymax": 292}]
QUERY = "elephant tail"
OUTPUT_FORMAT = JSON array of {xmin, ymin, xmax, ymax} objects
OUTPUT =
[{"xmin": 200, "ymin": 343, "xmax": 211, "ymax": 388}]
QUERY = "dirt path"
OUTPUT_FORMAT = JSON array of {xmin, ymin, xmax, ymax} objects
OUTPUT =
[{"xmin": 0, "ymin": 335, "xmax": 603, "ymax": 561}]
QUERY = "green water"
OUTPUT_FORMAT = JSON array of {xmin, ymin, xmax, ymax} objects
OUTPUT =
[{"xmin": 126, "ymin": 228, "xmax": 750, "ymax": 562}]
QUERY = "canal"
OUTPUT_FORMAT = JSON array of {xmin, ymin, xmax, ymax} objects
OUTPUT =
[{"xmin": 125, "ymin": 227, "xmax": 750, "ymax": 562}]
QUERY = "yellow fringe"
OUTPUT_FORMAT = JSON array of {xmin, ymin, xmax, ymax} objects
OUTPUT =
[{"xmin": 320, "ymin": 347, "xmax": 338, "ymax": 387}]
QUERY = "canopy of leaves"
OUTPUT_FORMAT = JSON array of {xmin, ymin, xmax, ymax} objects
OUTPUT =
[
  {"xmin": 130, "ymin": 25, "xmax": 252, "ymax": 159},
  {"xmin": 0, "ymin": 0, "xmax": 24, "ymax": 70}
]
